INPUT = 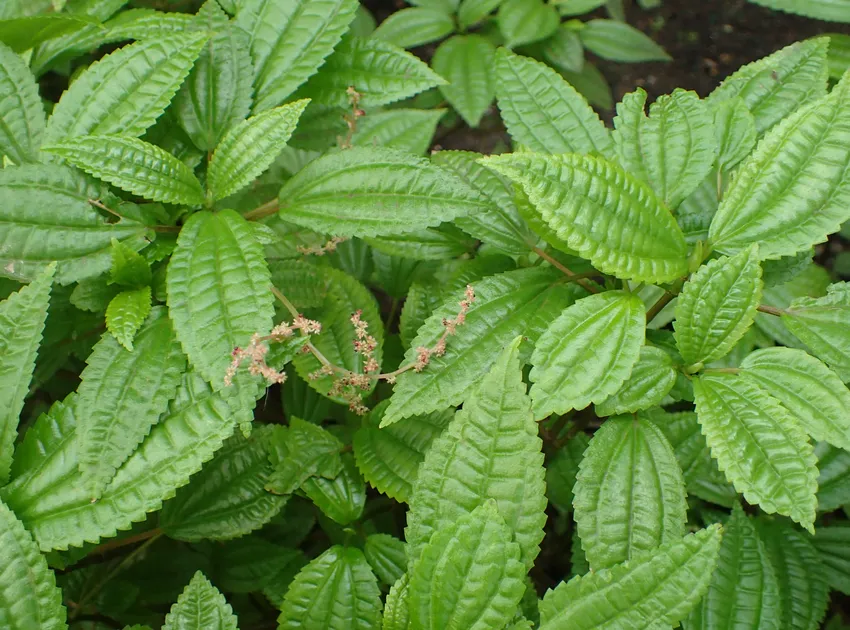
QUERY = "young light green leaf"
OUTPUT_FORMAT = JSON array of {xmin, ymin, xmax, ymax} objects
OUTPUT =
[
  {"xmin": 301, "ymin": 453, "xmax": 366, "ymax": 525},
  {"xmin": 45, "ymin": 32, "xmax": 208, "ymax": 143},
  {"xmin": 494, "ymin": 48, "xmax": 613, "ymax": 156},
  {"xmin": 538, "ymin": 526, "xmax": 722, "ymax": 630},
  {"xmin": 364, "ymin": 534, "xmax": 407, "ymax": 587},
  {"xmin": 110, "ymin": 238, "xmax": 152, "ymax": 287},
  {"xmin": 0, "ymin": 498, "xmax": 66, "ymax": 630},
  {"xmin": 207, "ymin": 99, "xmax": 309, "ymax": 201},
  {"xmin": 556, "ymin": 0, "xmax": 606, "ymax": 15},
  {"xmin": 458, "ymin": 0, "xmax": 503, "ymax": 28},
  {"xmin": 693, "ymin": 372, "xmax": 818, "ymax": 531},
  {"xmin": 432, "ymin": 35, "xmax": 496, "ymax": 128},
  {"xmin": 812, "ymin": 524, "xmax": 850, "ymax": 595},
  {"xmin": 409, "ymin": 501, "xmax": 527, "ymax": 630},
  {"xmin": 595, "ymin": 346, "xmax": 676, "ymax": 416},
  {"xmin": 0, "ymin": 42, "xmax": 45, "ymax": 164},
  {"xmin": 44, "ymin": 135, "xmax": 205, "ymax": 205},
  {"xmin": 578, "ymin": 20, "xmax": 670, "ymax": 62},
  {"xmin": 547, "ymin": 432, "xmax": 590, "ymax": 514},
  {"xmin": 498, "ymin": 0, "xmax": 558, "ymax": 49},
  {"xmin": 483, "ymin": 153, "xmax": 690, "ymax": 283},
  {"xmin": 383, "ymin": 574, "xmax": 411, "ymax": 630},
  {"xmin": 237, "ymin": 0, "xmax": 358, "ymax": 113},
  {"xmin": 278, "ymin": 146, "xmax": 489, "ymax": 237},
  {"xmin": 613, "ymin": 88, "xmax": 716, "ymax": 209},
  {"xmin": 713, "ymin": 97, "xmax": 757, "ymax": 170},
  {"xmin": 372, "ymin": 7, "xmax": 454, "ymax": 49},
  {"xmin": 0, "ymin": 13, "xmax": 97, "ymax": 53},
  {"xmin": 530, "ymin": 291, "xmax": 645, "ymax": 419},
  {"xmin": 0, "ymin": 265, "xmax": 54, "ymax": 486},
  {"xmin": 278, "ymin": 545, "xmax": 382, "ymax": 630},
  {"xmin": 166, "ymin": 210, "xmax": 274, "ymax": 388},
  {"xmin": 162, "ymin": 571, "xmax": 237, "ymax": 630},
  {"xmin": 406, "ymin": 337, "xmax": 547, "ymax": 570},
  {"xmin": 673, "ymin": 245, "xmax": 763, "ymax": 367},
  {"xmin": 106, "ymin": 286, "xmax": 152, "ymax": 351},
  {"xmin": 351, "ymin": 108, "xmax": 445, "ymax": 155},
  {"xmin": 573, "ymin": 415, "xmax": 687, "ymax": 571}
]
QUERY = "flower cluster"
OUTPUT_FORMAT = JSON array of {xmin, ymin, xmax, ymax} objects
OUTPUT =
[
  {"xmin": 413, "ymin": 285, "xmax": 475, "ymax": 372},
  {"xmin": 296, "ymin": 236, "xmax": 347, "ymax": 257}
]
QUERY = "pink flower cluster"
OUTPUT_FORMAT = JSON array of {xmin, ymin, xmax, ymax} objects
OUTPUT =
[{"xmin": 413, "ymin": 285, "xmax": 475, "ymax": 372}]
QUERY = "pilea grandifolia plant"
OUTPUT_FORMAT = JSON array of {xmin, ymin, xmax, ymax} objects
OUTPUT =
[{"xmin": 1, "ymin": 0, "xmax": 850, "ymax": 628}]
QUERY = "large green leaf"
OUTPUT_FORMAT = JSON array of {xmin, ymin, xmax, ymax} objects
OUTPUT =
[
  {"xmin": 538, "ymin": 526, "xmax": 722, "ymax": 630},
  {"xmin": 577, "ymin": 19, "xmax": 670, "ymax": 62},
  {"xmin": 351, "ymin": 108, "xmax": 445, "ymax": 155},
  {"xmin": 367, "ymin": 225, "xmax": 475, "ymax": 261},
  {"xmin": 0, "ymin": 265, "xmax": 54, "ymax": 486},
  {"xmin": 748, "ymin": 0, "xmax": 850, "ymax": 23},
  {"xmin": 277, "ymin": 545, "xmax": 382, "ymax": 630},
  {"xmin": 44, "ymin": 33, "xmax": 208, "ymax": 142},
  {"xmin": 713, "ymin": 96, "xmax": 757, "ymax": 171},
  {"xmin": 530, "ymin": 291, "xmax": 645, "ymax": 419},
  {"xmin": 594, "ymin": 346, "xmax": 676, "ymax": 416},
  {"xmin": 405, "ymin": 338, "xmax": 547, "ymax": 570},
  {"xmin": 0, "ymin": 42, "xmax": 44, "ymax": 164},
  {"xmin": 483, "ymin": 153, "xmax": 690, "ymax": 283},
  {"xmin": 44, "ymin": 135, "xmax": 205, "ymax": 205},
  {"xmin": 708, "ymin": 73, "xmax": 850, "ymax": 259},
  {"xmin": 364, "ymin": 534, "xmax": 407, "ymax": 587},
  {"xmin": 382, "ymin": 268, "xmax": 583, "ymax": 425},
  {"xmin": 409, "ymin": 501, "xmax": 526, "ymax": 630},
  {"xmin": 166, "ymin": 209, "xmax": 274, "ymax": 388},
  {"xmin": 493, "ymin": 48, "xmax": 613, "ymax": 156},
  {"xmin": 0, "ymin": 498, "xmax": 66, "ymax": 630},
  {"xmin": 371, "ymin": 7, "xmax": 454, "ymax": 49},
  {"xmin": 498, "ymin": 0, "xmax": 558, "ymax": 49},
  {"xmin": 236, "ymin": 0, "xmax": 358, "ymax": 113},
  {"xmin": 816, "ymin": 442, "xmax": 850, "ymax": 512},
  {"xmin": 301, "ymin": 453, "xmax": 366, "ymax": 525},
  {"xmin": 432, "ymin": 35, "xmax": 496, "ymax": 128},
  {"xmin": 265, "ymin": 418, "xmax": 343, "ymax": 495},
  {"xmin": 812, "ymin": 524, "xmax": 850, "ymax": 595},
  {"xmin": 693, "ymin": 373, "xmax": 818, "ymax": 531},
  {"xmin": 613, "ymin": 88, "xmax": 716, "ymax": 209},
  {"xmin": 278, "ymin": 146, "xmax": 489, "ymax": 238},
  {"xmin": 673, "ymin": 245, "xmax": 763, "ymax": 367},
  {"xmin": 162, "ymin": 571, "xmax": 237, "ymax": 630}
]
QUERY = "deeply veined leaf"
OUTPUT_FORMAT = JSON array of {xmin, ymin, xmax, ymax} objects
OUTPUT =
[
  {"xmin": 546, "ymin": 432, "xmax": 590, "ymax": 514},
  {"xmin": 367, "ymin": 225, "xmax": 475, "ymax": 261},
  {"xmin": 755, "ymin": 262, "xmax": 830, "ymax": 347},
  {"xmin": 106, "ymin": 287, "xmax": 152, "ymax": 351},
  {"xmin": 0, "ymin": 498, "xmax": 66, "ymax": 630},
  {"xmin": 693, "ymin": 373, "xmax": 818, "ymax": 531},
  {"xmin": 382, "ymin": 574, "xmax": 410, "ymax": 630},
  {"xmin": 685, "ymin": 506, "xmax": 781, "ymax": 630},
  {"xmin": 816, "ymin": 442, "xmax": 850, "ymax": 512},
  {"xmin": 573, "ymin": 415, "xmax": 687, "ymax": 571},
  {"xmin": 538, "ymin": 526, "xmax": 722, "ymax": 630},
  {"xmin": 409, "ymin": 501, "xmax": 526, "ymax": 630},
  {"xmin": 44, "ymin": 32, "xmax": 208, "ymax": 142},
  {"xmin": 498, "ymin": 0, "xmax": 558, "ymax": 49},
  {"xmin": 748, "ymin": 0, "xmax": 850, "ymax": 25},
  {"xmin": 674, "ymin": 245, "xmax": 763, "ymax": 366},
  {"xmin": 812, "ymin": 524, "xmax": 850, "ymax": 595},
  {"xmin": 432, "ymin": 35, "xmax": 496, "ymax": 128},
  {"xmin": 159, "ymin": 425, "xmax": 287, "ymax": 542},
  {"xmin": 301, "ymin": 453, "xmax": 366, "ymax": 525},
  {"xmin": 613, "ymin": 88, "xmax": 716, "ymax": 209},
  {"xmin": 530, "ymin": 291, "xmax": 645, "ymax": 419},
  {"xmin": 371, "ymin": 7, "xmax": 454, "ymax": 49},
  {"xmin": 101, "ymin": 8, "xmax": 198, "ymax": 44},
  {"xmin": 351, "ymin": 108, "xmax": 445, "ymax": 155},
  {"xmin": 483, "ymin": 153, "xmax": 690, "ymax": 283},
  {"xmin": 382, "ymin": 268, "xmax": 583, "ymax": 425},
  {"xmin": 405, "ymin": 337, "xmax": 547, "ymax": 570},
  {"xmin": 166, "ymin": 210, "xmax": 274, "ymax": 388},
  {"xmin": 364, "ymin": 534, "xmax": 407, "ymax": 587},
  {"xmin": 278, "ymin": 146, "xmax": 489, "ymax": 238},
  {"xmin": 595, "ymin": 346, "xmax": 676, "ymax": 416},
  {"xmin": 265, "ymin": 418, "xmax": 343, "ymax": 495},
  {"xmin": 277, "ymin": 545, "xmax": 382, "ymax": 630},
  {"xmin": 713, "ymin": 97, "xmax": 757, "ymax": 170},
  {"xmin": 44, "ymin": 135, "xmax": 205, "ymax": 205},
  {"xmin": 709, "ymin": 73, "xmax": 850, "ymax": 259},
  {"xmin": 0, "ymin": 165, "xmax": 148, "ymax": 285},
  {"xmin": 162, "ymin": 571, "xmax": 237, "ymax": 630},
  {"xmin": 0, "ymin": 265, "xmax": 54, "ymax": 486},
  {"xmin": 708, "ymin": 37, "xmax": 828, "ymax": 134},
  {"xmin": 494, "ymin": 48, "xmax": 613, "ymax": 156},
  {"xmin": 236, "ymin": 0, "xmax": 358, "ymax": 113},
  {"xmin": 578, "ymin": 19, "xmax": 670, "ymax": 62},
  {"xmin": 1, "ymin": 373, "xmax": 237, "ymax": 551},
  {"xmin": 0, "ymin": 42, "xmax": 44, "ymax": 163}
]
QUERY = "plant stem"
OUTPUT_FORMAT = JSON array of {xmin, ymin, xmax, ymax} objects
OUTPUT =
[
  {"xmin": 90, "ymin": 528, "xmax": 162, "ymax": 556},
  {"xmin": 244, "ymin": 198, "xmax": 279, "ymax": 221},
  {"xmin": 757, "ymin": 304, "xmax": 784, "ymax": 317},
  {"xmin": 532, "ymin": 246, "xmax": 600, "ymax": 293}
]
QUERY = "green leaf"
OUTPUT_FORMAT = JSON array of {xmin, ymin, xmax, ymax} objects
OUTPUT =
[
  {"xmin": 573, "ymin": 415, "xmax": 687, "ymax": 571},
  {"xmin": 538, "ymin": 526, "xmax": 722, "ymax": 630},
  {"xmin": 237, "ymin": 0, "xmax": 358, "ymax": 113},
  {"xmin": 498, "ymin": 0, "xmax": 558, "ymax": 49},
  {"xmin": 266, "ymin": 418, "xmax": 343, "ymax": 495},
  {"xmin": 0, "ymin": 42, "xmax": 45, "ymax": 164},
  {"xmin": 578, "ymin": 19, "xmax": 670, "ymax": 62},
  {"xmin": 364, "ymin": 534, "xmax": 407, "ymax": 587},
  {"xmin": 713, "ymin": 97, "xmax": 757, "ymax": 171},
  {"xmin": 458, "ymin": 0, "xmax": 503, "ymax": 29},
  {"xmin": 278, "ymin": 545, "xmax": 382, "ymax": 630},
  {"xmin": 372, "ymin": 8, "xmax": 454, "ymax": 49},
  {"xmin": 816, "ymin": 442, "xmax": 850, "ymax": 512},
  {"xmin": 166, "ymin": 209, "xmax": 274, "ymax": 388},
  {"xmin": 546, "ymin": 433, "xmax": 590, "ymax": 514},
  {"xmin": 44, "ymin": 33, "xmax": 208, "ymax": 143},
  {"xmin": 673, "ymin": 245, "xmax": 763, "ymax": 367},
  {"xmin": 708, "ymin": 37, "xmax": 828, "ymax": 135},
  {"xmin": 351, "ymin": 108, "xmax": 445, "ymax": 155},
  {"xmin": 216, "ymin": 536, "xmax": 305, "ymax": 594},
  {"xmin": 483, "ymin": 153, "xmax": 690, "ymax": 283},
  {"xmin": 748, "ymin": 0, "xmax": 850, "ymax": 23},
  {"xmin": 409, "ymin": 501, "xmax": 526, "ymax": 630},
  {"xmin": 110, "ymin": 239, "xmax": 152, "ymax": 287},
  {"xmin": 278, "ymin": 146, "xmax": 489, "ymax": 238},
  {"xmin": 494, "ymin": 48, "xmax": 613, "ymax": 156},
  {"xmin": 106, "ymin": 286, "xmax": 153, "ymax": 351},
  {"xmin": 693, "ymin": 372, "xmax": 818, "ymax": 531},
  {"xmin": 44, "ymin": 135, "xmax": 205, "ymax": 205},
  {"xmin": 530, "ymin": 291, "xmax": 645, "ymax": 419},
  {"xmin": 367, "ymin": 225, "xmax": 475, "ymax": 261},
  {"xmin": 0, "ymin": 13, "xmax": 97, "ymax": 53},
  {"xmin": 382, "ymin": 267, "xmax": 582, "ymax": 425},
  {"xmin": 301, "ymin": 453, "xmax": 366, "ymax": 525},
  {"xmin": 162, "ymin": 571, "xmax": 237, "ymax": 630},
  {"xmin": 432, "ymin": 35, "xmax": 496, "ymax": 128},
  {"xmin": 613, "ymin": 88, "xmax": 716, "ymax": 209},
  {"xmin": 0, "ymin": 265, "xmax": 54, "ymax": 486},
  {"xmin": 406, "ymin": 337, "xmax": 547, "ymax": 570},
  {"xmin": 0, "ymin": 498, "xmax": 66, "ymax": 630},
  {"xmin": 594, "ymin": 346, "xmax": 675, "ymax": 416},
  {"xmin": 755, "ymin": 263, "xmax": 830, "ymax": 347},
  {"xmin": 827, "ymin": 33, "xmax": 850, "ymax": 80},
  {"xmin": 556, "ymin": 0, "xmax": 606, "ymax": 16},
  {"xmin": 382, "ymin": 574, "xmax": 411, "ymax": 630},
  {"xmin": 543, "ymin": 24, "xmax": 584, "ymax": 73},
  {"xmin": 812, "ymin": 524, "xmax": 850, "ymax": 595},
  {"xmin": 160, "ymin": 425, "xmax": 287, "ymax": 541}
]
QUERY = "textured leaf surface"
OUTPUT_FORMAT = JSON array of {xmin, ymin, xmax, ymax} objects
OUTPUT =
[
  {"xmin": 578, "ymin": 19, "xmax": 670, "ymax": 62},
  {"xmin": 530, "ymin": 291, "xmax": 645, "ymax": 419},
  {"xmin": 364, "ymin": 534, "xmax": 407, "ymax": 587},
  {"xmin": 405, "ymin": 338, "xmax": 546, "ymax": 570},
  {"xmin": 266, "ymin": 418, "xmax": 343, "ymax": 495},
  {"xmin": 301, "ymin": 453, "xmax": 366, "ymax": 525},
  {"xmin": 162, "ymin": 571, "xmax": 237, "ymax": 630},
  {"xmin": 693, "ymin": 373, "xmax": 818, "ymax": 531},
  {"xmin": 409, "ymin": 501, "xmax": 526, "ymax": 630},
  {"xmin": 432, "ymin": 35, "xmax": 496, "ymax": 128},
  {"xmin": 812, "ymin": 524, "xmax": 850, "ymax": 595},
  {"xmin": 367, "ymin": 225, "xmax": 475, "ymax": 261},
  {"xmin": 816, "ymin": 442, "xmax": 850, "ymax": 512},
  {"xmin": 372, "ymin": 7, "xmax": 454, "ymax": 48},
  {"xmin": 382, "ymin": 574, "xmax": 410, "ymax": 630},
  {"xmin": 0, "ymin": 42, "xmax": 44, "ymax": 163},
  {"xmin": 106, "ymin": 286, "xmax": 152, "ymax": 351},
  {"xmin": 713, "ymin": 97, "xmax": 757, "ymax": 170},
  {"xmin": 595, "ymin": 346, "xmax": 676, "ymax": 416},
  {"xmin": 484, "ymin": 153, "xmax": 689, "ymax": 283},
  {"xmin": 538, "ymin": 526, "xmax": 722, "ymax": 630},
  {"xmin": 351, "ymin": 108, "xmax": 445, "ymax": 155}
]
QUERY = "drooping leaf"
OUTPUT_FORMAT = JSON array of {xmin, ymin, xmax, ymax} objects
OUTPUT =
[
  {"xmin": 371, "ymin": 7, "xmax": 454, "ymax": 49},
  {"xmin": 351, "ymin": 108, "xmax": 445, "ymax": 155},
  {"xmin": 0, "ymin": 42, "xmax": 45, "ymax": 164},
  {"xmin": 364, "ymin": 534, "xmax": 407, "ymax": 587},
  {"xmin": 812, "ymin": 524, "xmax": 850, "ymax": 595},
  {"xmin": 382, "ymin": 574, "xmax": 411, "ymax": 630},
  {"xmin": 713, "ymin": 97, "xmax": 757, "ymax": 170},
  {"xmin": 498, "ymin": 0, "xmax": 559, "ymax": 49},
  {"xmin": 594, "ymin": 346, "xmax": 676, "ymax": 416},
  {"xmin": 105, "ymin": 287, "xmax": 152, "ymax": 351},
  {"xmin": 578, "ymin": 19, "xmax": 670, "ymax": 62},
  {"xmin": 816, "ymin": 442, "xmax": 850, "ymax": 512},
  {"xmin": 162, "ymin": 571, "xmax": 238, "ymax": 630},
  {"xmin": 301, "ymin": 453, "xmax": 366, "ymax": 525},
  {"xmin": 431, "ymin": 35, "xmax": 496, "ymax": 128}
]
